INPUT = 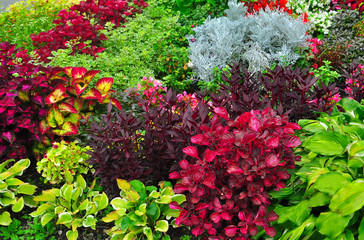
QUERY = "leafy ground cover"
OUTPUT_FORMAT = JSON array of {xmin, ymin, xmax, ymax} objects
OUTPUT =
[{"xmin": 0, "ymin": 0, "xmax": 363, "ymax": 239}]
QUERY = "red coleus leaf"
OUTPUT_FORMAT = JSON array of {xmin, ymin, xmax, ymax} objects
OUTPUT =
[
  {"xmin": 210, "ymin": 212, "xmax": 221, "ymax": 223},
  {"xmin": 52, "ymin": 122, "xmax": 78, "ymax": 136},
  {"xmin": 285, "ymin": 136, "xmax": 301, "ymax": 148},
  {"xmin": 58, "ymin": 102, "xmax": 78, "ymax": 113},
  {"xmin": 82, "ymin": 88, "xmax": 102, "ymax": 101},
  {"xmin": 266, "ymin": 136, "xmax": 279, "ymax": 148},
  {"xmin": 191, "ymin": 134, "xmax": 208, "ymax": 145},
  {"xmin": 71, "ymin": 67, "xmax": 88, "ymax": 81},
  {"xmin": 264, "ymin": 226, "xmax": 276, "ymax": 237},
  {"xmin": 249, "ymin": 116, "xmax": 261, "ymax": 132},
  {"xmin": 169, "ymin": 171, "xmax": 181, "ymax": 179},
  {"xmin": 183, "ymin": 146, "xmax": 199, "ymax": 159},
  {"xmin": 39, "ymin": 119, "xmax": 51, "ymax": 135},
  {"xmin": 45, "ymin": 84, "xmax": 68, "ymax": 104},
  {"xmin": 224, "ymin": 225, "xmax": 239, "ymax": 237},
  {"xmin": 2, "ymin": 132, "xmax": 14, "ymax": 144},
  {"xmin": 204, "ymin": 149, "xmax": 217, "ymax": 162},
  {"xmin": 96, "ymin": 77, "xmax": 113, "ymax": 95},
  {"xmin": 74, "ymin": 81, "xmax": 90, "ymax": 96},
  {"xmin": 266, "ymin": 154, "xmax": 280, "ymax": 168},
  {"xmin": 179, "ymin": 159, "xmax": 189, "ymax": 170},
  {"xmin": 192, "ymin": 225, "xmax": 204, "ymax": 237},
  {"xmin": 110, "ymin": 97, "xmax": 122, "ymax": 110},
  {"xmin": 214, "ymin": 107, "xmax": 229, "ymax": 120}
]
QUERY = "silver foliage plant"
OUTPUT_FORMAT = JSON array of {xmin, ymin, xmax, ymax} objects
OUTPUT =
[{"xmin": 187, "ymin": 0, "xmax": 311, "ymax": 81}]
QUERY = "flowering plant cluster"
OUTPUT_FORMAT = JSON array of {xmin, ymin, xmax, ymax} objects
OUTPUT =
[
  {"xmin": 343, "ymin": 62, "xmax": 364, "ymax": 100},
  {"xmin": 241, "ymin": 0, "xmax": 293, "ymax": 14},
  {"xmin": 169, "ymin": 107, "xmax": 301, "ymax": 239}
]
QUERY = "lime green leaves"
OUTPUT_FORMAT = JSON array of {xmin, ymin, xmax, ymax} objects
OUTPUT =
[
  {"xmin": 103, "ymin": 179, "xmax": 185, "ymax": 240},
  {"xmin": 0, "ymin": 159, "xmax": 37, "ymax": 226},
  {"xmin": 30, "ymin": 175, "xmax": 108, "ymax": 240}
]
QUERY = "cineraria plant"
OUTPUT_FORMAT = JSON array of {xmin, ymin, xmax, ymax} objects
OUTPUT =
[{"xmin": 169, "ymin": 107, "xmax": 302, "ymax": 239}]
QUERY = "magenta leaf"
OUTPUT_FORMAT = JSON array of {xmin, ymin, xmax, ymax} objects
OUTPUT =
[
  {"xmin": 266, "ymin": 154, "xmax": 280, "ymax": 167},
  {"xmin": 183, "ymin": 146, "xmax": 199, "ymax": 159},
  {"xmin": 214, "ymin": 107, "xmax": 229, "ymax": 120}
]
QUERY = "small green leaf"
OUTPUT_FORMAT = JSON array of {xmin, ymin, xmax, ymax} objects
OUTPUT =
[
  {"xmin": 0, "ymin": 211, "xmax": 11, "ymax": 226},
  {"xmin": 155, "ymin": 195, "xmax": 172, "ymax": 204},
  {"xmin": 6, "ymin": 178, "xmax": 24, "ymax": 186},
  {"xmin": 130, "ymin": 180, "xmax": 145, "ymax": 193},
  {"xmin": 102, "ymin": 210, "xmax": 125, "ymax": 222},
  {"xmin": 30, "ymin": 203, "xmax": 54, "ymax": 217},
  {"xmin": 316, "ymin": 212, "xmax": 350, "ymax": 238},
  {"xmin": 57, "ymin": 212, "xmax": 73, "ymax": 225},
  {"xmin": 12, "ymin": 197, "xmax": 24, "ymax": 212},
  {"xmin": 0, "ymin": 197, "xmax": 16, "ymax": 206},
  {"xmin": 124, "ymin": 232, "xmax": 136, "ymax": 240},
  {"xmin": 171, "ymin": 194, "xmax": 186, "ymax": 205},
  {"xmin": 116, "ymin": 179, "xmax": 130, "ymax": 191},
  {"xmin": 75, "ymin": 175, "xmax": 86, "ymax": 190},
  {"xmin": 275, "ymin": 200, "xmax": 311, "ymax": 226},
  {"xmin": 348, "ymin": 157, "xmax": 364, "ymax": 168},
  {"xmin": 82, "ymin": 215, "xmax": 96, "ymax": 229},
  {"xmin": 17, "ymin": 183, "xmax": 37, "ymax": 195},
  {"xmin": 149, "ymin": 190, "xmax": 160, "ymax": 198},
  {"xmin": 143, "ymin": 227, "xmax": 153, "ymax": 240},
  {"xmin": 66, "ymin": 230, "xmax": 78, "ymax": 240},
  {"xmin": 155, "ymin": 220, "xmax": 169, "ymax": 232},
  {"xmin": 64, "ymin": 170, "xmax": 74, "ymax": 184},
  {"xmin": 41, "ymin": 213, "xmax": 55, "ymax": 227},
  {"xmin": 62, "ymin": 185, "xmax": 73, "ymax": 203},
  {"xmin": 308, "ymin": 192, "xmax": 331, "ymax": 207},
  {"xmin": 72, "ymin": 219, "xmax": 82, "ymax": 231},
  {"xmin": 78, "ymin": 199, "xmax": 89, "ymax": 211},
  {"xmin": 8, "ymin": 159, "xmax": 30, "ymax": 176},
  {"xmin": 23, "ymin": 195, "xmax": 38, "ymax": 208},
  {"xmin": 161, "ymin": 187, "xmax": 174, "ymax": 196},
  {"xmin": 97, "ymin": 192, "xmax": 109, "ymax": 211},
  {"xmin": 71, "ymin": 187, "xmax": 82, "ymax": 201},
  {"xmin": 127, "ymin": 190, "xmax": 140, "ymax": 202}
]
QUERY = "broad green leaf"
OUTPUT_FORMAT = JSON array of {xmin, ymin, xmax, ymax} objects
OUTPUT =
[
  {"xmin": 316, "ymin": 212, "xmax": 350, "ymax": 238},
  {"xmin": 0, "ymin": 197, "xmax": 16, "ymax": 206},
  {"xmin": 269, "ymin": 187, "xmax": 294, "ymax": 200},
  {"xmin": 66, "ymin": 230, "xmax": 78, "ymax": 240},
  {"xmin": 359, "ymin": 217, "xmax": 364, "ymax": 240},
  {"xmin": 72, "ymin": 219, "xmax": 82, "ymax": 231},
  {"xmin": 149, "ymin": 190, "xmax": 160, "ymax": 198},
  {"xmin": 330, "ymin": 180, "xmax": 364, "ymax": 215},
  {"xmin": 5, "ymin": 178, "xmax": 24, "ymax": 186},
  {"xmin": 41, "ymin": 213, "xmax": 55, "ymax": 226},
  {"xmin": 0, "ymin": 159, "xmax": 14, "ymax": 173},
  {"xmin": 275, "ymin": 200, "xmax": 311, "ymax": 226},
  {"xmin": 307, "ymin": 168, "xmax": 330, "ymax": 189},
  {"xmin": 143, "ymin": 227, "xmax": 153, "ymax": 240},
  {"xmin": 82, "ymin": 215, "xmax": 96, "ymax": 229},
  {"xmin": 54, "ymin": 108, "xmax": 64, "ymax": 126},
  {"xmin": 7, "ymin": 159, "xmax": 30, "ymax": 176},
  {"xmin": 78, "ymin": 199, "xmax": 89, "ymax": 211},
  {"xmin": 97, "ymin": 192, "xmax": 109, "ymax": 211},
  {"xmin": 161, "ymin": 187, "xmax": 174, "ymax": 196},
  {"xmin": 338, "ymin": 98, "xmax": 361, "ymax": 112},
  {"xmin": 155, "ymin": 195, "xmax": 172, "ymax": 204},
  {"xmin": 347, "ymin": 157, "xmax": 364, "ymax": 168},
  {"xmin": 30, "ymin": 203, "xmax": 54, "ymax": 217},
  {"xmin": 145, "ymin": 186, "xmax": 157, "ymax": 193},
  {"xmin": 120, "ymin": 216, "xmax": 134, "ymax": 231},
  {"xmin": 127, "ymin": 190, "xmax": 140, "ymax": 202},
  {"xmin": 57, "ymin": 212, "xmax": 73, "ymax": 225},
  {"xmin": 123, "ymin": 232, "xmax": 136, "ymax": 240},
  {"xmin": 146, "ymin": 202, "xmax": 158, "ymax": 217},
  {"xmin": 62, "ymin": 185, "xmax": 73, "ymax": 203},
  {"xmin": 155, "ymin": 220, "xmax": 169, "ymax": 232},
  {"xmin": 348, "ymin": 140, "xmax": 364, "ymax": 158},
  {"xmin": 23, "ymin": 196, "xmax": 38, "ymax": 208},
  {"xmin": 0, "ymin": 171, "xmax": 12, "ymax": 181},
  {"xmin": 34, "ymin": 191, "xmax": 56, "ymax": 202},
  {"xmin": 299, "ymin": 119, "xmax": 327, "ymax": 133},
  {"xmin": 305, "ymin": 132, "xmax": 350, "ymax": 156},
  {"xmin": 171, "ymin": 194, "xmax": 186, "ymax": 205},
  {"xmin": 75, "ymin": 175, "xmax": 86, "ymax": 190},
  {"xmin": 111, "ymin": 198, "xmax": 129, "ymax": 210},
  {"xmin": 0, "ymin": 180, "xmax": 7, "ymax": 191},
  {"xmin": 308, "ymin": 192, "xmax": 331, "ymax": 207},
  {"xmin": 102, "ymin": 210, "xmax": 124, "ymax": 222},
  {"xmin": 12, "ymin": 197, "xmax": 24, "ymax": 212},
  {"xmin": 313, "ymin": 172, "xmax": 352, "ymax": 195},
  {"xmin": 0, "ymin": 211, "xmax": 11, "ymax": 226},
  {"xmin": 71, "ymin": 187, "xmax": 82, "ymax": 201},
  {"xmin": 64, "ymin": 170, "xmax": 74, "ymax": 184},
  {"xmin": 17, "ymin": 183, "xmax": 37, "ymax": 195},
  {"xmin": 117, "ymin": 179, "xmax": 130, "ymax": 191}
]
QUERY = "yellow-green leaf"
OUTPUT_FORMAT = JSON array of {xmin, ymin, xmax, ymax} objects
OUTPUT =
[
  {"xmin": 12, "ymin": 197, "xmax": 24, "ymax": 212},
  {"xmin": 41, "ymin": 213, "xmax": 55, "ymax": 227},
  {"xmin": 0, "ymin": 211, "xmax": 11, "ymax": 226},
  {"xmin": 116, "ymin": 179, "xmax": 131, "ymax": 191},
  {"xmin": 17, "ymin": 183, "xmax": 37, "ymax": 195},
  {"xmin": 66, "ymin": 230, "xmax": 78, "ymax": 240},
  {"xmin": 97, "ymin": 192, "xmax": 109, "ymax": 211},
  {"xmin": 57, "ymin": 212, "xmax": 73, "ymax": 225}
]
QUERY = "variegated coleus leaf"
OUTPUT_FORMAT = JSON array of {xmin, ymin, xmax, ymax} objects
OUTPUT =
[
  {"xmin": 45, "ymin": 85, "xmax": 68, "ymax": 105},
  {"xmin": 52, "ymin": 122, "xmax": 78, "ymax": 136}
]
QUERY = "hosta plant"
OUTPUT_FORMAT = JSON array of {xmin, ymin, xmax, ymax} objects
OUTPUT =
[
  {"xmin": 169, "ymin": 107, "xmax": 301, "ymax": 239},
  {"xmin": 102, "ymin": 179, "xmax": 186, "ymax": 240},
  {"xmin": 0, "ymin": 159, "xmax": 37, "ymax": 226},
  {"xmin": 272, "ymin": 98, "xmax": 364, "ymax": 239},
  {"xmin": 30, "ymin": 174, "xmax": 108, "ymax": 240},
  {"xmin": 36, "ymin": 140, "xmax": 93, "ymax": 184}
]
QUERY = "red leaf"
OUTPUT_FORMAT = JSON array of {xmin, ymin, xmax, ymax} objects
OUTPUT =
[
  {"xmin": 179, "ymin": 160, "xmax": 189, "ymax": 170},
  {"xmin": 265, "ymin": 226, "xmax": 276, "ymax": 237},
  {"xmin": 210, "ymin": 212, "xmax": 221, "ymax": 223},
  {"xmin": 266, "ymin": 154, "xmax": 279, "ymax": 167},
  {"xmin": 74, "ymin": 81, "xmax": 90, "ymax": 96},
  {"xmin": 96, "ymin": 77, "xmax": 113, "ymax": 94},
  {"xmin": 183, "ymin": 146, "xmax": 199, "ymax": 159},
  {"xmin": 224, "ymin": 225, "xmax": 238, "ymax": 237},
  {"xmin": 214, "ymin": 107, "xmax": 229, "ymax": 120},
  {"xmin": 195, "ymin": 203, "xmax": 209, "ymax": 210},
  {"xmin": 267, "ymin": 211, "xmax": 279, "ymax": 221},
  {"xmin": 71, "ymin": 67, "xmax": 88, "ymax": 81},
  {"xmin": 221, "ymin": 211, "xmax": 232, "ymax": 220},
  {"xmin": 204, "ymin": 149, "xmax": 217, "ymax": 162},
  {"xmin": 110, "ymin": 97, "xmax": 122, "ymax": 110},
  {"xmin": 169, "ymin": 201, "xmax": 182, "ymax": 210},
  {"xmin": 285, "ymin": 136, "xmax": 301, "ymax": 148},
  {"xmin": 82, "ymin": 88, "xmax": 102, "ymax": 101},
  {"xmin": 191, "ymin": 134, "xmax": 207, "ymax": 145},
  {"xmin": 176, "ymin": 210, "xmax": 188, "ymax": 226},
  {"xmin": 45, "ymin": 84, "xmax": 67, "ymax": 104},
  {"xmin": 249, "ymin": 116, "xmax": 261, "ymax": 132},
  {"xmin": 192, "ymin": 225, "xmax": 204, "ymax": 236},
  {"xmin": 266, "ymin": 137, "xmax": 279, "ymax": 148},
  {"xmin": 39, "ymin": 119, "xmax": 50, "ymax": 135},
  {"xmin": 58, "ymin": 102, "xmax": 78, "ymax": 113},
  {"xmin": 169, "ymin": 171, "xmax": 181, "ymax": 179}
]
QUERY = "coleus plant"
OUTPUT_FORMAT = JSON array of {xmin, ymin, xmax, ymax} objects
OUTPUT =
[
  {"xmin": 42, "ymin": 66, "xmax": 122, "ymax": 137},
  {"xmin": 169, "ymin": 106, "xmax": 302, "ymax": 239}
]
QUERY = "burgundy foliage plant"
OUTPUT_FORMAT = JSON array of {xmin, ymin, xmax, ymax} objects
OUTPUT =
[{"xmin": 169, "ymin": 107, "xmax": 302, "ymax": 239}]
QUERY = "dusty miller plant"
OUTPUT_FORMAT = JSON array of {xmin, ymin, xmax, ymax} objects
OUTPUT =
[{"xmin": 187, "ymin": 0, "xmax": 310, "ymax": 81}]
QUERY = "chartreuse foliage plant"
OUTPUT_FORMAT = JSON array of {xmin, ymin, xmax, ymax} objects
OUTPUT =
[
  {"xmin": 0, "ymin": 0, "xmax": 82, "ymax": 50},
  {"xmin": 30, "ymin": 174, "xmax": 108, "ymax": 240},
  {"xmin": 0, "ymin": 159, "xmax": 37, "ymax": 226},
  {"xmin": 102, "ymin": 179, "xmax": 186, "ymax": 240},
  {"xmin": 272, "ymin": 98, "xmax": 364, "ymax": 239},
  {"xmin": 36, "ymin": 140, "xmax": 93, "ymax": 184}
]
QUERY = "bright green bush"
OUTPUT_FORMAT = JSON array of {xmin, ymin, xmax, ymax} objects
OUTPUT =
[
  {"xmin": 272, "ymin": 98, "xmax": 364, "ymax": 239},
  {"xmin": 102, "ymin": 179, "xmax": 186, "ymax": 240},
  {"xmin": 48, "ymin": 0, "xmax": 188, "ymax": 90},
  {"xmin": 0, "ymin": 0, "xmax": 81, "ymax": 50},
  {"xmin": 37, "ymin": 140, "xmax": 93, "ymax": 185}
]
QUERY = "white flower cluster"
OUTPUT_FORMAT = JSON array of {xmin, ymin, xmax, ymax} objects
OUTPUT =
[{"xmin": 287, "ymin": 0, "xmax": 336, "ymax": 35}]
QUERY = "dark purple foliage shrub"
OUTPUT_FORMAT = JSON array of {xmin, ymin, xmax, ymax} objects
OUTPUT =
[
  {"xmin": 169, "ymin": 107, "xmax": 302, "ymax": 239},
  {"xmin": 0, "ymin": 42, "xmax": 61, "ymax": 160},
  {"xmin": 31, "ymin": 0, "xmax": 148, "ymax": 63},
  {"xmin": 210, "ymin": 63, "xmax": 339, "ymax": 122}
]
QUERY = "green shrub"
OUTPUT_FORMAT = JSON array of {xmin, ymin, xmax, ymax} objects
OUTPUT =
[
  {"xmin": 0, "ymin": 0, "xmax": 81, "ymax": 50},
  {"xmin": 37, "ymin": 140, "xmax": 93, "ymax": 185},
  {"xmin": 272, "ymin": 98, "xmax": 364, "ymax": 239},
  {"xmin": 102, "ymin": 179, "xmax": 186, "ymax": 240}
]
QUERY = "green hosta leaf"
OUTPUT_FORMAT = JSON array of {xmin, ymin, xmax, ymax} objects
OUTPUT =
[
  {"xmin": 138, "ymin": 203, "xmax": 147, "ymax": 214},
  {"xmin": 0, "ymin": 211, "xmax": 11, "ymax": 226},
  {"xmin": 161, "ymin": 187, "xmax": 174, "ymax": 196},
  {"xmin": 155, "ymin": 195, "xmax": 172, "ymax": 204},
  {"xmin": 120, "ymin": 216, "xmax": 134, "ymax": 231},
  {"xmin": 64, "ymin": 170, "xmax": 74, "ymax": 184},
  {"xmin": 348, "ymin": 140, "xmax": 364, "ymax": 158},
  {"xmin": 316, "ymin": 212, "xmax": 350, "ymax": 238},
  {"xmin": 279, "ymin": 216, "xmax": 316, "ymax": 240},
  {"xmin": 102, "ymin": 210, "xmax": 125, "ymax": 223},
  {"xmin": 57, "ymin": 212, "xmax": 73, "ymax": 225},
  {"xmin": 0, "ymin": 197, "xmax": 16, "ymax": 206},
  {"xmin": 54, "ymin": 206, "xmax": 64, "ymax": 215},
  {"xmin": 171, "ymin": 194, "xmax": 186, "ymax": 205},
  {"xmin": 0, "ymin": 172, "xmax": 12, "ymax": 181},
  {"xmin": 41, "ymin": 213, "xmax": 56, "ymax": 227},
  {"xmin": 305, "ymin": 132, "xmax": 350, "ymax": 156},
  {"xmin": 5, "ymin": 178, "xmax": 24, "ymax": 186},
  {"xmin": 71, "ymin": 187, "xmax": 82, "ymax": 201},
  {"xmin": 72, "ymin": 219, "xmax": 82, "ymax": 232},
  {"xmin": 359, "ymin": 217, "xmax": 364, "ymax": 240},
  {"xmin": 0, "ymin": 159, "xmax": 14, "ymax": 173},
  {"xmin": 66, "ymin": 230, "xmax": 78, "ymax": 240},
  {"xmin": 34, "ymin": 191, "xmax": 56, "ymax": 202},
  {"xmin": 96, "ymin": 192, "xmax": 109, "ymax": 211},
  {"xmin": 146, "ymin": 186, "xmax": 157, "ymax": 193},
  {"xmin": 117, "ymin": 179, "xmax": 131, "ymax": 191},
  {"xmin": 12, "ymin": 197, "xmax": 24, "ymax": 212},
  {"xmin": 0, "ymin": 180, "xmax": 7, "ymax": 191},
  {"xmin": 337, "ymin": 98, "xmax": 361, "ymax": 112},
  {"xmin": 62, "ymin": 185, "xmax": 73, "ymax": 203},
  {"xmin": 347, "ymin": 157, "xmax": 364, "ymax": 168},
  {"xmin": 330, "ymin": 180, "xmax": 364, "ymax": 215},
  {"xmin": 78, "ymin": 199, "xmax": 89, "ymax": 211},
  {"xmin": 110, "ymin": 198, "xmax": 131, "ymax": 210},
  {"xmin": 49, "ymin": 188, "xmax": 61, "ymax": 197},
  {"xmin": 17, "ymin": 183, "xmax": 37, "ymax": 195},
  {"xmin": 8, "ymin": 159, "xmax": 30, "ymax": 176},
  {"xmin": 143, "ymin": 227, "xmax": 153, "ymax": 240},
  {"xmin": 23, "ymin": 195, "xmax": 38, "ymax": 208},
  {"xmin": 149, "ymin": 190, "xmax": 160, "ymax": 198},
  {"xmin": 299, "ymin": 119, "xmax": 327, "ymax": 133},
  {"xmin": 155, "ymin": 220, "xmax": 169, "ymax": 232},
  {"xmin": 126, "ymin": 190, "xmax": 140, "ymax": 202},
  {"xmin": 275, "ymin": 200, "xmax": 311, "ymax": 226},
  {"xmin": 82, "ymin": 215, "xmax": 96, "ymax": 229},
  {"xmin": 269, "ymin": 187, "xmax": 294, "ymax": 200},
  {"xmin": 75, "ymin": 175, "xmax": 86, "ymax": 190},
  {"xmin": 123, "ymin": 232, "xmax": 136, "ymax": 240},
  {"xmin": 308, "ymin": 192, "xmax": 331, "ymax": 207},
  {"xmin": 30, "ymin": 203, "xmax": 54, "ymax": 217},
  {"xmin": 313, "ymin": 172, "xmax": 352, "ymax": 195}
]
